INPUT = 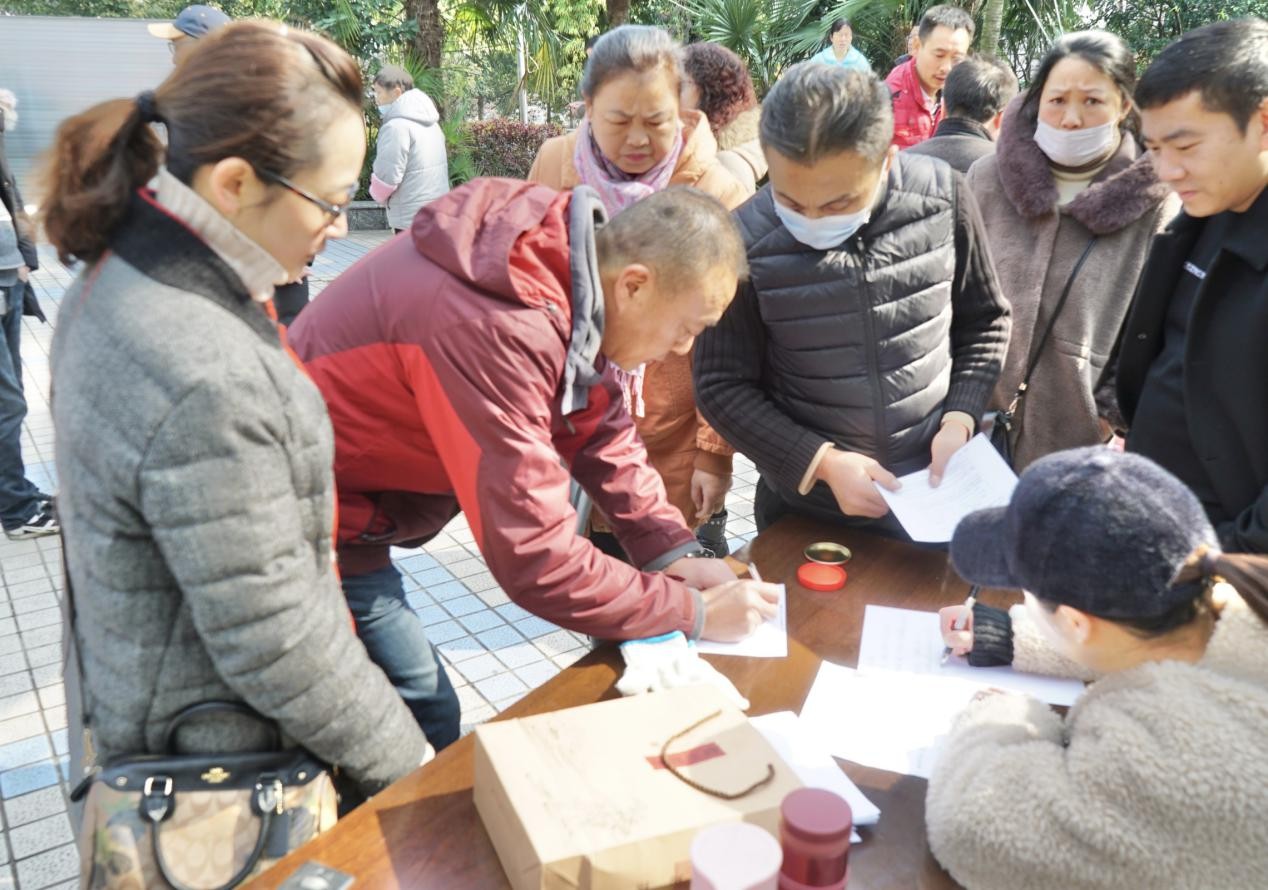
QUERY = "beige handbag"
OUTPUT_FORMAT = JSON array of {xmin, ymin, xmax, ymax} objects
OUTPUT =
[{"xmin": 62, "ymin": 549, "xmax": 337, "ymax": 890}]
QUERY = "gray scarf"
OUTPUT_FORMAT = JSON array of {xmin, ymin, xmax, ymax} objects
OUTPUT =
[{"xmin": 560, "ymin": 185, "xmax": 609, "ymax": 415}]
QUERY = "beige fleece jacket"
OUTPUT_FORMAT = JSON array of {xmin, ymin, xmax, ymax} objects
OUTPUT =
[{"xmin": 927, "ymin": 591, "xmax": 1268, "ymax": 890}]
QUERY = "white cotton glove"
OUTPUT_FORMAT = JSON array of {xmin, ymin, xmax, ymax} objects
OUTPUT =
[{"xmin": 615, "ymin": 631, "xmax": 751, "ymax": 711}]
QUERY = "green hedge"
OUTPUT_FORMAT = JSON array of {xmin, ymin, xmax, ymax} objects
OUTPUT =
[{"xmin": 466, "ymin": 119, "xmax": 564, "ymax": 180}]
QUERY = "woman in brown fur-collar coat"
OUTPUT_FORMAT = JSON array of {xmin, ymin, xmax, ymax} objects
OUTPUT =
[{"xmin": 967, "ymin": 32, "xmax": 1178, "ymax": 469}]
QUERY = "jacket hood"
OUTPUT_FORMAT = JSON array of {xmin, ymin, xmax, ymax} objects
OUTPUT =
[
  {"xmin": 383, "ymin": 89, "xmax": 440, "ymax": 126},
  {"xmin": 410, "ymin": 177, "xmax": 566, "ymax": 308},
  {"xmin": 716, "ymin": 106, "xmax": 761, "ymax": 152},
  {"xmin": 994, "ymin": 96, "xmax": 1170, "ymax": 235}
]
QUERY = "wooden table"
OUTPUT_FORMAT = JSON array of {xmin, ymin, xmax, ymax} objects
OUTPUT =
[{"xmin": 252, "ymin": 515, "xmax": 1006, "ymax": 889}]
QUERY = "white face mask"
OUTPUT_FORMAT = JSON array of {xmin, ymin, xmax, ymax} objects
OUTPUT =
[
  {"xmin": 773, "ymin": 165, "xmax": 887, "ymax": 251},
  {"xmin": 377, "ymin": 103, "xmax": 394, "ymax": 115},
  {"xmin": 1033, "ymin": 119, "xmax": 1118, "ymax": 168}
]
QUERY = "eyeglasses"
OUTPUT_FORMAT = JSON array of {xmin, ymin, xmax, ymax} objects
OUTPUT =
[{"xmin": 254, "ymin": 168, "xmax": 352, "ymax": 225}]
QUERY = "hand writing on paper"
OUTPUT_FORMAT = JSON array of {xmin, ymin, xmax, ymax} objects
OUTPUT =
[
  {"xmin": 665, "ymin": 555, "xmax": 737, "ymax": 589},
  {"xmin": 691, "ymin": 469, "xmax": 731, "ymax": 524},
  {"xmin": 699, "ymin": 580, "xmax": 781, "ymax": 642},
  {"xmin": 815, "ymin": 449, "xmax": 899, "ymax": 518},
  {"xmin": 929, "ymin": 421, "xmax": 972, "ymax": 487},
  {"xmin": 939, "ymin": 605, "xmax": 974, "ymax": 656}
]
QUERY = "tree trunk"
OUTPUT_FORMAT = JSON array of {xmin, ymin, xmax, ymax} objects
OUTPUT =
[
  {"xmin": 406, "ymin": 0, "xmax": 445, "ymax": 77},
  {"xmin": 980, "ymin": 0, "xmax": 1005, "ymax": 56},
  {"xmin": 606, "ymin": 0, "xmax": 631, "ymax": 27}
]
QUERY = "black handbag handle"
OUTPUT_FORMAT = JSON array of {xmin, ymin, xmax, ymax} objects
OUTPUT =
[
  {"xmin": 162, "ymin": 701, "xmax": 283, "ymax": 755},
  {"xmin": 1001, "ymin": 235, "xmax": 1099, "ymax": 422},
  {"xmin": 148, "ymin": 776, "xmax": 283, "ymax": 890}
]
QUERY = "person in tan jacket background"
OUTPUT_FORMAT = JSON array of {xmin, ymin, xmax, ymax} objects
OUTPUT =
[
  {"xmin": 528, "ymin": 24, "xmax": 747, "ymax": 555},
  {"xmin": 679, "ymin": 42, "xmax": 767, "ymax": 197}
]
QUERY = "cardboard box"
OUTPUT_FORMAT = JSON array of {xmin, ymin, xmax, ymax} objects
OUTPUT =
[{"xmin": 474, "ymin": 686, "xmax": 802, "ymax": 890}]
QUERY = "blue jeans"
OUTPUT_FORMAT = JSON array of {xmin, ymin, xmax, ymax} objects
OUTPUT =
[
  {"xmin": 0, "ymin": 283, "xmax": 40, "ymax": 531},
  {"xmin": 342, "ymin": 564, "xmax": 461, "ymax": 751}
]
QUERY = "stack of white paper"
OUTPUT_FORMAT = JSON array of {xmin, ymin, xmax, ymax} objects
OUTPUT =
[
  {"xmin": 797, "ymin": 606, "xmax": 1086, "ymax": 779},
  {"xmin": 750, "ymin": 711, "xmax": 880, "ymax": 842}
]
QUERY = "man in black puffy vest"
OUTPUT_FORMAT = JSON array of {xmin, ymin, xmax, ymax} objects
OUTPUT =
[{"xmin": 695, "ymin": 63, "xmax": 1011, "ymax": 534}]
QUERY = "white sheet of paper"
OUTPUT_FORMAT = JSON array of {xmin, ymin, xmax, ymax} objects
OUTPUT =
[
  {"xmin": 875, "ymin": 434, "xmax": 1018, "ymax": 543},
  {"xmin": 750, "ymin": 710, "xmax": 879, "ymax": 842},
  {"xmin": 858, "ymin": 605, "xmax": 1085, "ymax": 706},
  {"xmin": 798, "ymin": 662, "xmax": 981, "ymax": 779},
  {"xmin": 695, "ymin": 584, "xmax": 787, "ymax": 658}
]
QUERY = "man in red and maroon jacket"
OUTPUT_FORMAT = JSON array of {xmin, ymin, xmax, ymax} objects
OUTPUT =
[
  {"xmin": 289, "ymin": 179, "xmax": 780, "ymax": 747},
  {"xmin": 885, "ymin": 5, "xmax": 975, "ymax": 150}
]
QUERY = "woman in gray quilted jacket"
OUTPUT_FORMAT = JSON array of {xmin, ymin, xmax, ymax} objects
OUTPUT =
[{"xmin": 40, "ymin": 22, "xmax": 429, "ymax": 803}]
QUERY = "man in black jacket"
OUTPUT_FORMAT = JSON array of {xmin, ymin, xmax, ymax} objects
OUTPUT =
[
  {"xmin": 1119, "ymin": 19, "xmax": 1268, "ymax": 553},
  {"xmin": 694, "ymin": 65, "xmax": 1010, "ymax": 533},
  {"xmin": 905, "ymin": 55, "xmax": 1017, "ymax": 174},
  {"xmin": 0, "ymin": 90, "xmax": 56, "ymax": 539}
]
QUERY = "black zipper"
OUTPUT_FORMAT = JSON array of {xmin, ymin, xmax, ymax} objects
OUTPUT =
[{"xmin": 856, "ymin": 236, "xmax": 889, "ymax": 470}]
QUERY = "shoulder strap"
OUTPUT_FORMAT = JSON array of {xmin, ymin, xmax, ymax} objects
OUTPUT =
[{"xmin": 1004, "ymin": 235, "xmax": 1099, "ymax": 416}]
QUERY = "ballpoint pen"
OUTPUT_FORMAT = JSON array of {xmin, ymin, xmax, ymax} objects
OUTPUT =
[{"xmin": 941, "ymin": 585, "xmax": 980, "ymax": 665}]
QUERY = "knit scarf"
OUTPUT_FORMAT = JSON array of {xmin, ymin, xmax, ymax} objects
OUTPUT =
[{"xmin": 572, "ymin": 118, "xmax": 684, "ymax": 417}]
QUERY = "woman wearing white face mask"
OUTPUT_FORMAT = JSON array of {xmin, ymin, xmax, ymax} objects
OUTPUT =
[
  {"xmin": 695, "ymin": 63, "xmax": 1011, "ymax": 535},
  {"xmin": 965, "ymin": 32, "xmax": 1179, "ymax": 470}
]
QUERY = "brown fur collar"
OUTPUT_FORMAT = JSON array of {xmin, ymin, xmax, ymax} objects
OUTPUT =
[{"xmin": 994, "ymin": 96, "xmax": 1171, "ymax": 235}]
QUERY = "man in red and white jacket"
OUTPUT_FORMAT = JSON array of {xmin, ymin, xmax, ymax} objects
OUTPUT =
[
  {"xmin": 290, "ymin": 179, "xmax": 780, "ymax": 748},
  {"xmin": 885, "ymin": 5, "xmax": 975, "ymax": 150}
]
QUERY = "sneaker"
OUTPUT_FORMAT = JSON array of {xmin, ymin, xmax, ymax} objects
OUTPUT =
[
  {"xmin": 695, "ymin": 509, "xmax": 730, "ymax": 558},
  {"xmin": 5, "ymin": 505, "xmax": 59, "ymax": 540}
]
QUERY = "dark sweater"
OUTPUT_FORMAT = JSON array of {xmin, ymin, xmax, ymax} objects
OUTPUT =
[
  {"xmin": 694, "ymin": 153, "xmax": 1010, "ymax": 515},
  {"xmin": 904, "ymin": 117, "xmax": 996, "ymax": 174}
]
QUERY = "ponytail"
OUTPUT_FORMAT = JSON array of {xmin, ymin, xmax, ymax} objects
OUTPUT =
[
  {"xmin": 1211, "ymin": 553, "xmax": 1268, "ymax": 626},
  {"xmin": 39, "ymin": 97, "xmax": 162, "ymax": 265}
]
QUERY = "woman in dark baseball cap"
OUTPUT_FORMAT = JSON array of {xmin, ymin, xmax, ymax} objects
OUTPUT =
[{"xmin": 926, "ymin": 446, "xmax": 1268, "ymax": 890}]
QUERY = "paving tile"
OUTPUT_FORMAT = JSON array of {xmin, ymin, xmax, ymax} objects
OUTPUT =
[
  {"xmin": 493, "ymin": 642, "xmax": 545, "ymax": 671},
  {"xmin": 462, "ymin": 571, "xmax": 501, "ymax": 593},
  {"xmin": 513, "ymin": 616, "xmax": 561, "ymax": 640},
  {"xmin": 0, "ymin": 692, "xmax": 40, "ymax": 721},
  {"xmin": 534, "ymin": 630, "xmax": 583, "ymax": 658},
  {"xmin": 50, "ymin": 731, "xmax": 67, "ymax": 758},
  {"xmin": 454, "ymin": 684, "xmax": 489, "ymax": 712},
  {"xmin": 453, "ymin": 653, "xmax": 503, "ymax": 685},
  {"xmin": 446, "ymin": 559, "xmax": 485, "ymax": 579},
  {"xmin": 475, "ymin": 674, "xmax": 527, "ymax": 705},
  {"xmin": 0, "ymin": 713, "xmax": 44, "ymax": 746},
  {"xmin": 0, "ymin": 673, "xmax": 32, "ymax": 699},
  {"xmin": 428, "ymin": 547, "xmax": 470, "ymax": 566},
  {"xmin": 0, "ymin": 636, "xmax": 20, "ymax": 658},
  {"xmin": 0, "ymin": 761, "xmax": 60, "ymax": 799},
  {"xmin": 435, "ymin": 636, "xmax": 486, "ymax": 664},
  {"xmin": 440, "ymin": 594, "xmax": 486, "ymax": 618},
  {"xmin": 475, "ymin": 624, "xmax": 525, "ymax": 652},
  {"xmin": 459, "ymin": 705, "xmax": 495, "ymax": 734},
  {"xmin": 36, "ymin": 685, "xmax": 64, "ymax": 710},
  {"xmin": 25, "ymin": 645, "xmax": 59, "ymax": 669},
  {"xmin": 474, "ymin": 586, "xmax": 510, "ymax": 607},
  {"xmin": 29, "ymin": 666, "xmax": 59, "ymax": 689},
  {"xmin": 0, "ymin": 620, "xmax": 15, "ymax": 640},
  {"xmin": 20, "ymin": 625, "xmax": 61, "ymax": 649},
  {"xmin": 0, "ymin": 566, "xmax": 45, "ymax": 587},
  {"xmin": 494, "ymin": 602, "xmax": 533, "ymax": 624},
  {"xmin": 419, "ymin": 620, "xmax": 466, "ymax": 646},
  {"xmin": 42, "ymin": 707, "xmax": 66, "ymax": 733},
  {"xmin": 515, "ymin": 660, "xmax": 561, "ymax": 688},
  {"xmin": 411, "ymin": 566, "xmax": 455, "ymax": 588},
  {"xmin": 9, "ymin": 594, "xmax": 57, "ymax": 616},
  {"xmin": 395, "ymin": 553, "xmax": 438, "ymax": 573},
  {"xmin": 0, "ymin": 654, "xmax": 27, "ymax": 678},
  {"xmin": 7, "ymin": 812, "xmax": 73, "ymax": 860},
  {"xmin": 0, "ymin": 735, "xmax": 52, "ymax": 772},
  {"xmin": 4, "ymin": 580, "xmax": 53, "ymax": 600},
  {"xmin": 427, "ymin": 580, "xmax": 470, "ymax": 603},
  {"xmin": 14, "ymin": 843, "xmax": 78, "ymax": 889},
  {"xmin": 457, "ymin": 611, "xmax": 504, "ymax": 634},
  {"xmin": 0, "ymin": 553, "xmax": 45, "ymax": 572},
  {"xmin": 413, "ymin": 604, "xmax": 450, "ymax": 627},
  {"xmin": 551, "ymin": 650, "xmax": 587, "ymax": 670}
]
